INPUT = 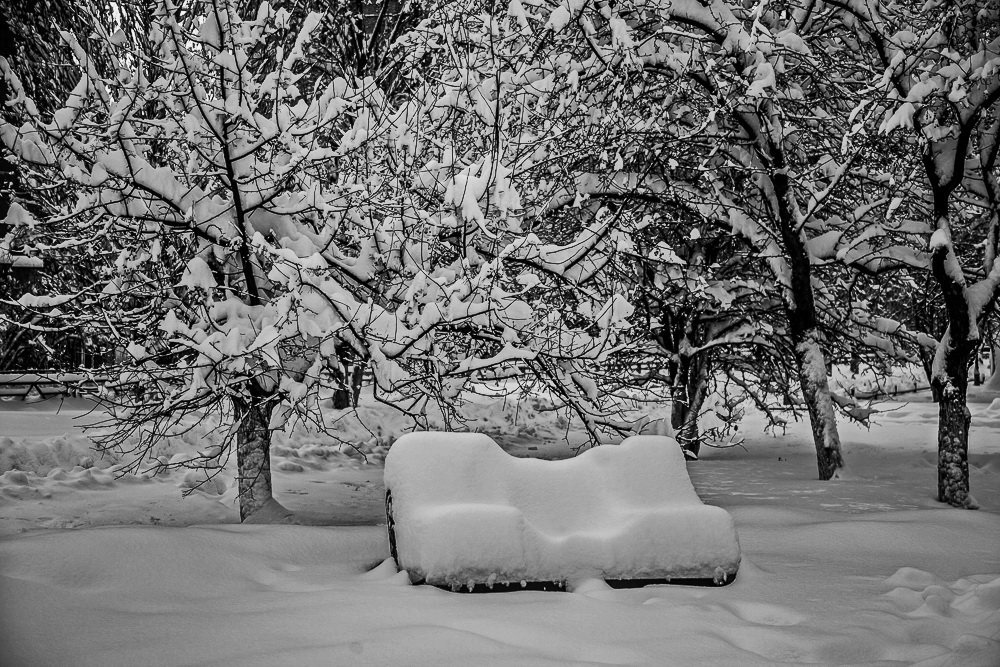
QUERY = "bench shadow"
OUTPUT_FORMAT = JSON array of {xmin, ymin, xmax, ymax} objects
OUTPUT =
[{"xmin": 413, "ymin": 576, "xmax": 733, "ymax": 593}]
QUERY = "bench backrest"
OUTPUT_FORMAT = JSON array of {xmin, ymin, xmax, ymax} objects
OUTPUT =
[{"xmin": 384, "ymin": 434, "xmax": 703, "ymax": 534}]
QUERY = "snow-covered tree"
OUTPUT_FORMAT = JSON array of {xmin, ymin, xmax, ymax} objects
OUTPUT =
[
  {"xmin": 1, "ymin": 0, "xmax": 636, "ymax": 518},
  {"xmin": 376, "ymin": 0, "xmax": 655, "ymax": 440},
  {"xmin": 0, "ymin": 0, "xmax": 141, "ymax": 371},
  {"xmin": 606, "ymin": 197, "xmax": 788, "ymax": 456},
  {"xmin": 643, "ymin": 0, "xmax": 976, "ymax": 478},
  {"xmin": 832, "ymin": 0, "xmax": 1000, "ymax": 507},
  {"xmin": 397, "ymin": 0, "xmax": 909, "ymax": 475},
  {"xmin": 2, "ymin": 1, "xmax": 389, "ymax": 519},
  {"xmin": 517, "ymin": 0, "xmax": 865, "ymax": 477}
]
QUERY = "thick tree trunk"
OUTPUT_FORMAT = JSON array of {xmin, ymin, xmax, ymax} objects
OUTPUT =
[
  {"xmin": 794, "ymin": 330, "xmax": 845, "ymax": 480},
  {"xmin": 930, "ymin": 329, "xmax": 976, "ymax": 508},
  {"xmin": 234, "ymin": 397, "xmax": 275, "ymax": 521},
  {"xmin": 935, "ymin": 383, "xmax": 974, "ymax": 508},
  {"xmin": 926, "ymin": 214, "xmax": 986, "ymax": 508}
]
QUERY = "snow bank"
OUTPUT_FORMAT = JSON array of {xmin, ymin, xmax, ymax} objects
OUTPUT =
[
  {"xmin": 2, "ymin": 519, "xmax": 999, "ymax": 667},
  {"xmin": 881, "ymin": 567, "xmax": 1000, "ymax": 663},
  {"xmin": 1, "ymin": 395, "xmax": 999, "ymax": 665},
  {"xmin": 384, "ymin": 434, "xmax": 740, "ymax": 588},
  {"xmin": 0, "ymin": 434, "xmax": 98, "ymax": 476}
]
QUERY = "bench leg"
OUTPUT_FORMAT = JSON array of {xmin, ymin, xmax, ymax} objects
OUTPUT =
[{"xmin": 385, "ymin": 490, "xmax": 398, "ymax": 564}]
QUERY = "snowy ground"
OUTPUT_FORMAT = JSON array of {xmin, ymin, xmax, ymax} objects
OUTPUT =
[{"xmin": 1, "ymin": 388, "xmax": 999, "ymax": 666}]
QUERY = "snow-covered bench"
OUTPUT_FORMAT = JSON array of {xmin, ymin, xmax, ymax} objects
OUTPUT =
[{"xmin": 383, "ymin": 433, "xmax": 741, "ymax": 589}]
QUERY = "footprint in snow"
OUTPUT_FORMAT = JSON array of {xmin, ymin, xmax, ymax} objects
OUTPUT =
[{"xmin": 721, "ymin": 600, "xmax": 806, "ymax": 627}]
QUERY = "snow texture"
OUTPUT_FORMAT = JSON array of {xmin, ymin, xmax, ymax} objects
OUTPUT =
[
  {"xmin": 384, "ymin": 433, "xmax": 740, "ymax": 587},
  {"xmin": 1, "ymin": 387, "xmax": 1000, "ymax": 665}
]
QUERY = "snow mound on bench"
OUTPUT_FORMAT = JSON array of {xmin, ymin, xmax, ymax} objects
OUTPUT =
[{"xmin": 384, "ymin": 434, "xmax": 741, "ymax": 588}]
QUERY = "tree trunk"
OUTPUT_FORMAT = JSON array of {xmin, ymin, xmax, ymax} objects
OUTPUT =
[
  {"xmin": 333, "ymin": 386, "xmax": 351, "ymax": 409},
  {"xmin": 332, "ymin": 361, "xmax": 364, "ymax": 409},
  {"xmin": 918, "ymin": 347, "xmax": 943, "ymax": 402},
  {"xmin": 771, "ymin": 166, "xmax": 845, "ymax": 480},
  {"xmin": 351, "ymin": 363, "xmax": 365, "ymax": 407},
  {"xmin": 935, "ymin": 383, "xmax": 974, "ymax": 508},
  {"xmin": 987, "ymin": 345, "xmax": 1000, "ymax": 391},
  {"xmin": 670, "ymin": 395, "xmax": 701, "ymax": 457},
  {"xmin": 927, "ymin": 221, "xmax": 984, "ymax": 508},
  {"xmin": 794, "ymin": 330, "xmax": 845, "ymax": 480},
  {"xmin": 849, "ymin": 352, "xmax": 860, "ymax": 375},
  {"xmin": 234, "ymin": 397, "xmax": 275, "ymax": 521},
  {"xmin": 670, "ymin": 355, "xmax": 709, "ymax": 458},
  {"xmin": 930, "ymin": 326, "xmax": 977, "ymax": 508}
]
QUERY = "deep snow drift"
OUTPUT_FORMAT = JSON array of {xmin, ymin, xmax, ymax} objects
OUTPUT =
[{"xmin": 1, "ymin": 387, "xmax": 999, "ymax": 665}]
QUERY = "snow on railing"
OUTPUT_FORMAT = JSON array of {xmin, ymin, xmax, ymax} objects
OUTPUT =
[{"xmin": 0, "ymin": 371, "xmax": 109, "ymax": 400}]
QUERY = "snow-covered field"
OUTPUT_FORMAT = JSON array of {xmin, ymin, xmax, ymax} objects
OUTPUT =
[{"xmin": 1, "ymin": 389, "xmax": 999, "ymax": 666}]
